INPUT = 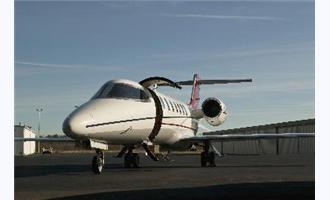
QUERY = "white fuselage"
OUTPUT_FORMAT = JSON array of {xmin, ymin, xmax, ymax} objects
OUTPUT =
[{"xmin": 63, "ymin": 87, "xmax": 197, "ymax": 146}]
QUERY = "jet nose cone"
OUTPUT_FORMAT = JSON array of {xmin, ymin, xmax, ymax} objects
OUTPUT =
[
  {"xmin": 62, "ymin": 117, "xmax": 74, "ymax": 138},
  {"xmin": 62, "ymin": 113, "xmax": 93, "ymax": 139}
]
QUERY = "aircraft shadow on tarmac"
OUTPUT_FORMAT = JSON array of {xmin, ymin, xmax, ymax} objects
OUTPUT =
[
  {"xmin": 15, "ymin": 163, "xmax": 308, "ymax": 178},
  {"xmin": 48, "ymin": 181, "xmax": 314, "ymax": 200},
  {"xmin": 15, "ymin": 164, "xmax": 119, "ymax": 178}
]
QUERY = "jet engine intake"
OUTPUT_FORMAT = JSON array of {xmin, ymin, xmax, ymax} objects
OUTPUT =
[{"xmin": 202, "ymin": 98, "xmax": 228, "ymax": 126}]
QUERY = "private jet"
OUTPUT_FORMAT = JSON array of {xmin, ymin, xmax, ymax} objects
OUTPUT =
[{"xmin": 15, "ymin": 74, "xmax": 314, "ymax": 174}]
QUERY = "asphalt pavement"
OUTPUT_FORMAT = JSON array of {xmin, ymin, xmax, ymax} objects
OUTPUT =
[{"xmin": 15, "ymin": 153, "xmax": 315, "ymax": 200}]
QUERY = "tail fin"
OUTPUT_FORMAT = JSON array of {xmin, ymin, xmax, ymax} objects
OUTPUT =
[{"xmin": 189, "ymin": 74, "xmax": 200, "ymax": 109}]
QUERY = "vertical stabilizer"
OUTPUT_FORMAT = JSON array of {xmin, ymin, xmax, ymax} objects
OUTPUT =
[{"xmin": 189, "ymin": 74, "xmax": 200, "ymax": 109}]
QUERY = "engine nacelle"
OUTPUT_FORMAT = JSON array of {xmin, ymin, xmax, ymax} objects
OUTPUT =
[{"xmin": 202, "ymin": 97, "xmax": 228, "ymax": 126}]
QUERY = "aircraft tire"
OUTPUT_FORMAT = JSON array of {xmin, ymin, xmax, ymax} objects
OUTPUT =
[
  {"xmin": 124, "ymin": 153, "xmax": 133, "ymax": 168},
  {"xmin": 132, "ymin": 153, "xmax": 140, "ymax": 168},
  {"xmin": 201, "ymin": 152, "xmax": 207, "ymax": 167},
  {"xmin": 92, "ymin": 155, "xmax": 103, "ymax": 174},
  {"xmin": 208, "ymin": 152, "xmax": 216, "ymax": 167}
]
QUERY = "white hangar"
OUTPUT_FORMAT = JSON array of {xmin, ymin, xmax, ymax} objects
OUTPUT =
[{"xmin": 14, "ymin": 124, "xmax": 36, "ymax": 155}]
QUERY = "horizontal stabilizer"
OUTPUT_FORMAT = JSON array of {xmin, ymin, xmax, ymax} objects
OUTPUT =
[
  {"xmin": 140, "ymin": 76, "xmax": 252, "ymax": 89},
  {"xmin": 176, "ymin": 79, "xmax": 252, "ymax": 85}
]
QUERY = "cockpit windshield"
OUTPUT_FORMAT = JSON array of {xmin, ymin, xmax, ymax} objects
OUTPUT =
[{"xmin": 91, "ymin": 82, "xmax": 150, "ymax": 101}]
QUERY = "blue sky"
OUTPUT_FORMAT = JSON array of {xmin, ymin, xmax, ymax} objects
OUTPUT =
[{"xmin": 14, "ymin": 0, "xmax": 314, "ymax": 135}]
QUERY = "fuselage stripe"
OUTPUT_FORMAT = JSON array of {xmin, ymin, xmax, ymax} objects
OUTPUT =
[
  {"xmin": 85, "ymin": 116, "xmax": 194, "ymax": 128},
  {"xmin": 86, "ymin": 117, "xmax": 155, "ymax": 128},
  {"xmin": 161, "ymin": 122, "xmax": 196, "ymax": 131}
]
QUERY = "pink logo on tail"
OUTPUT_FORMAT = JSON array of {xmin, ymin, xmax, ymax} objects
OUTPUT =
[{"xmin": 189, "ymin": 74, "xmax": 200, "ymax": 109}]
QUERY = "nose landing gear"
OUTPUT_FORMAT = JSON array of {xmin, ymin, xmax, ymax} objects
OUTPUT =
[
  {"xmin": 92, "ymin": 149, "xmax": 104, "ymax": 174},
  {"xmin": 124, "ymin": 146, "xmax": 140, "ymax": 168}
]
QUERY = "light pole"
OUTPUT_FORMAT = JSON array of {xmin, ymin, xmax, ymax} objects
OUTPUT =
[{"xmin": 36, "ymin": 108, "xmax": 43, "ymax": 153}]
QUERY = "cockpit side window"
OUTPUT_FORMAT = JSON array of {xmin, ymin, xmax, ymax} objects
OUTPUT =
[
  {"xmin": 140, "ymin": 89, "xmax": 150, "ymax": 100},
  {"xmin": 91, "ymin": 82, "xmax": 113, "ymax": 99}
]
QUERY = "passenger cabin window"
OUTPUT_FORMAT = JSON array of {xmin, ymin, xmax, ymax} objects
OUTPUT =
[
  {"xmin": 177, "ymin": 104, "xmax": 182, "ymax": 114},
  {"xmin": 159, "ymin": 97, "xmax": 165, "ymax": 109},
  {"xmin": 169, "ymin": 100, "xmax": 175, "ymax": 112},
  {"xmin": 92, "ymin": 82, "xmax": 149, "ymax": 101},
  {"xmin": 178, "ymin": 104, "xmax": 183, "ymax": 114},
  {"xmin": 164, "ymin": 98, "xmax": 170, "ymax": 111},
  {"xmin": 174, "ymin": 102, "xmax": 179, "ymax": 113},
  {"xmin": 183, "ymin": 106, "xmax": 188, "ymax": 116},
  {"xmin": 181, "ymin": 105, "xmax": 187, "ymax": 116}
]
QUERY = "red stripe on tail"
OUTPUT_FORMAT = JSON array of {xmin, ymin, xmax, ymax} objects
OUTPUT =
[{"xmin": 189, "ymin": 74, "xmax": 200, "ymax": 109}]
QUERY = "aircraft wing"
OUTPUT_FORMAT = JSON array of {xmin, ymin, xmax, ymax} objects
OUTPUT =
[
  {"xmin": 14, "ymin": 137, "xmax": 75, "ymax": 142},
  {"xmin": 180, "ymin": 132, "xmax": 314, "ymax": 142}
]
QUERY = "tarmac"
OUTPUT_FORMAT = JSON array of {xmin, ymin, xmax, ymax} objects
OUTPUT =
[{"xmin": 15, "ymin": 153, "xmax": 315, "ymax": 200}]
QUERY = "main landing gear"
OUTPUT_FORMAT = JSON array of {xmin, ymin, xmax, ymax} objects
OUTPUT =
[
  {"xmin": 124, "ymin": 146, "xmax": 140, "ymax": 168},
  {"xmin": 92, "ymin": 149, "xmax": 104, "ymax": 174},
  {"xmin": 200, "ymin": 142, "xmax": 216, "ymax": 167}
]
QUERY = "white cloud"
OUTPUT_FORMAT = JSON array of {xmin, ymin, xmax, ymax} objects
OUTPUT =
[
  {"xmin": 146, "ymin": 43, "xmax": 314, "ymax": 66},
  {"xmin": 15, "ymin": 60, "xmax": 128, "ymax": 72},
  {"xmin": 15, "ymin": 61, "xmax": 86, "ymax": 69},
  {"xmin": 161, "ymin": 13, "xmax": 284, "ymax": 21},
  {"xmin": 212, "ymin": 0, "xmax": 313, "ymax": 2},
  {"xmin": 199, "ymin": 78, "xmax": 314, "ymax": 98}
]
